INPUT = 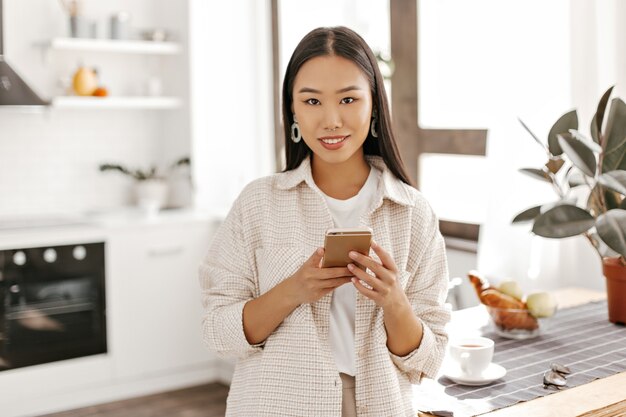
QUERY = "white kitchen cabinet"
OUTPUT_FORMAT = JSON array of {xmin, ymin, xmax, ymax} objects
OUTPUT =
[
  {"xmin": 107, "ymin": 220, "xmax": 216, "ymax": 380},
  {"xmin": 0, "ymin": 215, "xmax": 223, "ymax": 417}
]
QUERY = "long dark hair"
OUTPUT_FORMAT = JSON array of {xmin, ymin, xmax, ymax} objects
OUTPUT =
[{"xmin": 281, "ymin": 26, "xmax": 413, "ymax": 187}]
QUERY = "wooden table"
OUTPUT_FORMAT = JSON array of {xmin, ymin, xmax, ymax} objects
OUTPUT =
[{"xmin": 420, "ymin": 288, "xmax": 626, "ymax": 417}]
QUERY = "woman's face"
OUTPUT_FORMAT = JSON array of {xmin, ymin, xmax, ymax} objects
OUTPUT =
[{"xmin": 292, "ymin": 55, "xmax": 374, "ymax": 165}]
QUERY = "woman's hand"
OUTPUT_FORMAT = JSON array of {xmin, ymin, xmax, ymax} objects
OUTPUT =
[
  {"xmin": 284, "ymin": 247, "xmax": 354, "ymax": 305},
  {"xmin": 244, "ymin": 247, "xmax": 351, "ymax": 344},
  {"xmin": 347, "ymin": 240, "xmax": 410, "ymax": 312}
]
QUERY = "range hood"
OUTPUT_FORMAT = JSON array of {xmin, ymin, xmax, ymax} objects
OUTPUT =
[{"xmin": 0, "ymin": 0, "xmax": 48, "ymax": 106}]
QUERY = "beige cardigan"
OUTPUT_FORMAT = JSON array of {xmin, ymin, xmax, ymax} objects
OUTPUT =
[{"xmin": 199, "ymin": 155, "xmax": 450, "ymax": 417}]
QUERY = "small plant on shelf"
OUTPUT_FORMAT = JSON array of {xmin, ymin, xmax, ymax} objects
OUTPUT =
[
  {"xmin": 98, "ymin": 156, "xmax": 190, "ymax": 181},
  {"xmin": 99, "ymin": 156, "xmax": 191, "ymax": 211}
]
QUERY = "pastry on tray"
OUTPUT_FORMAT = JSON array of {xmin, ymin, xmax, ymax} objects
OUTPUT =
[{"xmin": 468, "ymin": 271, "xmax": 539, "ymax": 331}]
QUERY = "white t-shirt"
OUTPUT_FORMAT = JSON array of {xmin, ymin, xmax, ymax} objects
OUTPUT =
[{"xmin": 319, "ymin": 165, "xmax": 380, "ymax": 376}]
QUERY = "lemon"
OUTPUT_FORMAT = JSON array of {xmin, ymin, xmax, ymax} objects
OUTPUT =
[
  {"xmin": 526, "ymin": 292, "xmax": 557, "ymax": 318},
  {"xmin": 498, "ymin": 280, "xmax": 523, "ymax": 300}
]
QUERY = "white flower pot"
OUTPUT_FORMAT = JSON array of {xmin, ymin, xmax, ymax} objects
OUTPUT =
[
  {"xmin": 135, "ymin": 179, "xmax": 168, "ymax": 213},
  {"xmin": 167, "ymin": 174, "xmax": 194, "ymax": 208}
]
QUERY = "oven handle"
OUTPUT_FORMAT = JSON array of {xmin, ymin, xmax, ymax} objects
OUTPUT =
[{"xmin": 6, "ymin": 301, "xmax": 96, "ymax": 320}]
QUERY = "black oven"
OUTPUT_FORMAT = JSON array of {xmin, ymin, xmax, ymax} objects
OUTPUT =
[{"xmin": 0, "ymin": 242, "xmax": 106, "ymax": 371}]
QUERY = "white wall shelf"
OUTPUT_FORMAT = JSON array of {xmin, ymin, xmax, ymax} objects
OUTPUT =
[
  {"xmin": 43, "ymin": 37, "xmax": 181, "ymax": 55},
  {"xmin": 51, "ymin": 96, "xmax": 182, "ymax": 109}
]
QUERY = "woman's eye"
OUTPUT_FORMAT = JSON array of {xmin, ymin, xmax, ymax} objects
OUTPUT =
[
  {"xmin": 305, "ymin": 98, "xmax": 320, "ymax": 105},
  {"xmin": 341, "ymin": 97, "xmax": 355, "ymax": 104}
]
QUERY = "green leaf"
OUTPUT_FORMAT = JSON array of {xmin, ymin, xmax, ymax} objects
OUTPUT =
[
  {"xmin": 99, "ymin": 164, "xmax": 132, "ymax": 176},
  {"xmin": 548, "ymin": 110, "xmax": 578, "ymax": 156},
  {"xmin": 596, "ymin": 209, "xmax": 626, "ymax": 258},
  {"xmin": 568, "ymin": 171, "xmax": 586, "ymax": 188},
  {"xmin": 595, "ymin": 85, "xmax": 614, "ymax": 138},
  {"xmin": 532, "ymin": 205, "xmax": 595, "ymax": 238},
  {"xmin": 570, "ymin": 129, "xmax": 602, "ymax": 153},
  {"xmin": 564, "ymin": 165, "xmax": 584, "ymax": 187},
  {"xmin": 598, "ymin": 171, "xmax": 626, "ymax": 196},
  {"xmin": 540, "ymin": 198, "xmax": 577, "ymax": 214},
  {"xmin": 518, "ymin": 118, "xmax": 548, "ymax": 152},
  {"xmin": 512, "ymin": 205, "xmax": 542, "ymax": 223},
  {"xmin": 586, "ymin": 185, "xmax": 622, "ymax": 215},
  {"xmin": 602, "ymin": 98, "xmax": 626, "ymax": 172},
  {"xmin": 590, "ymin": 230, "xmax": 620, "ymax": 257},
  {"xmin": 557, "ymin": 133, "xmax": 597, "ymax": 177},
  {"xmin": 172, "ymin": 156, "xmax": 191, "ymax": 168},
  {"xmin": 519, "ymin": 168, "xmax": 553, "ymax": 183}
]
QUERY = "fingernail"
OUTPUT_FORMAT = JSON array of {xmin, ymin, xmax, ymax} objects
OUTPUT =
[
  {"xmin": 317, "ymin": 247, "xmax": 323, "ymax": 255},
  {"xmin": 347, "ymin": 263, "xmax": 354, "ymax": 270},
  {"xmin": 371, "ymin": 240, "xmax": 377, "ymax": 248},
  {"xmin": 349, "ymin": 251, "xmax": 357, "ymax": 259}
]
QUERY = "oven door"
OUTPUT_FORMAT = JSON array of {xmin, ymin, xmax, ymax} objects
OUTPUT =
[{"xmin": 1, "ymin": 275, "xmax": 107, "ymax": 371}]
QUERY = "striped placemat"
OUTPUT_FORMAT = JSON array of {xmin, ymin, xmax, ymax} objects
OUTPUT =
[{"xmin": 432, "ymin": 300, "xmax": 626, "ymax": 416}]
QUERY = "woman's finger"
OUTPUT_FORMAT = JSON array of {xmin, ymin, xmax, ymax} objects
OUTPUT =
[
  {"xmin": 347, "ymin": 263, "xmax": 384, "ymax": 292},
  {"xmin": 348, "ymin": 251, "xmax": 394, "ymax": 282},
  {"xmin": 348, "ymin": 251, "xmax": 386, "ymax": 277},
  {"xmin": 370, "ymin": 240, "xmax": 398, "ymax": 272},
  {"xmin": 309, "ymin": 247, "xmax": 325, "ymax": 267},
  {"xmin": 351, "ymin": 277, "xmax": 379, "ymax": 301}
]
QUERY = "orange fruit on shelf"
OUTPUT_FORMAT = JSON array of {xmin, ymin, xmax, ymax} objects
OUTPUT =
[{"xmin": 92, "ymin": 87, "xmax": 109, "ymax": 97}]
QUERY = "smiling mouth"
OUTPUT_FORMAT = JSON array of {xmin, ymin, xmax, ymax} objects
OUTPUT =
[{"xmin": 319, "ymin": 135, "xmax": 349, "ymax": 145}]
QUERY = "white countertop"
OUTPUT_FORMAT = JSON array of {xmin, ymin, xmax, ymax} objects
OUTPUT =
[
  {"xmin": 0, "ymin": 206, "xmax": 225, "ymax": 249},
  {"xmin": 81, "ymin": 206, "xmax": 222, "ymax": 228}
]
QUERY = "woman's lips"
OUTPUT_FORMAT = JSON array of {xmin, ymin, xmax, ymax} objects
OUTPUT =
[{"xmin": 318, "ymin": 135, "xmax": 349, "ymax": 150}]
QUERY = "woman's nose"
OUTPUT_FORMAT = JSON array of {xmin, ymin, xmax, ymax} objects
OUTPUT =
[{"xmin": 322, "ymin": 108, "xmax": 342, "ymax": 131}]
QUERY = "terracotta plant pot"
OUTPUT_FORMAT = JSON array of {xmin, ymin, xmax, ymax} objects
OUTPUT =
[{"xmin": 602, "ymin": 257, "xmax": 626, "ymax": 325}]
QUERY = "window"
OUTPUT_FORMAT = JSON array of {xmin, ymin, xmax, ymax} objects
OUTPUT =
[
  {"xmin": 390, "ymin": 0, "xmax": 487, "ymax": 244},
  {"xmin": 270, "ymin": 1, "xmax": 571, "ymax": 244}
]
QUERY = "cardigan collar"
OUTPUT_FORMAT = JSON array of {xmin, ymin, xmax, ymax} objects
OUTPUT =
[{"xmin": 275, "ymin": 154, "xmax": 414, "ymax": 207}]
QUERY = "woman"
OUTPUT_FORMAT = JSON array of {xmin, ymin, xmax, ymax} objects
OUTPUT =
[{"xmin": 200, "ymin": 26, "xmax": 450, "ymax": 417}]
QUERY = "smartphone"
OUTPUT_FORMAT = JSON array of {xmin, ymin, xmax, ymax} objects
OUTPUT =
[{"xmin": 322, "ymin": 227, "xmax": 372, "ymax": 268}]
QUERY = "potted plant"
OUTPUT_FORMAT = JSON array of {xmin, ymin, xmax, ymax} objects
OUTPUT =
[
  {"xmin": 167, "ymin": 157, "xmax": 194, "ymax": 208},
  {"xmin": 513, "ymin": 86, "xmax": 626, "ymax": 324},
  {"xmin": 99, "ymin": 156, "xmax": 190, "ymax": 211}
]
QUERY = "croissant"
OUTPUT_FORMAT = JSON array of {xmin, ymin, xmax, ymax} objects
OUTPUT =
[
  {"xmin": 468, "ymin": 270, "xmax": 490, "ymax": 295},
  {"xmin": 467, "ymin": 271, "xmax": 539, "ymax": 331},
  {"xmin": 480, "ymin": 288, "xmax": 525, "ymax": 309}
]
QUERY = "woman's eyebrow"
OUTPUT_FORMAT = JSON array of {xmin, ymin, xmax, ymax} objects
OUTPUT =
[{"xmin": 297, "ymin": 85, "xmax": 362, "ymax": 94}]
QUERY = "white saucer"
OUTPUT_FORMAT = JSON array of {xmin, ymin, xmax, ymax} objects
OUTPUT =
[{"xmin": 442, "ymin": 362, "xmax": 507, "ymax": 386}]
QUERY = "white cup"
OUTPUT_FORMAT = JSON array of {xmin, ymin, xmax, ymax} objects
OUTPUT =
[{"xmin": 449, "ymin": 337, "xmax": 494, "ymax": 378}]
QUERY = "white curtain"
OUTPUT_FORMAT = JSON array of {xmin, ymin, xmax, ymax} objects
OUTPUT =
[
  {"xmin": 477, "ymin": 0, "xmax": 625, "ymax": 292},
  {"xmin": 189, "ymin": 0, "xmax": 275, "ymax": 217}
]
